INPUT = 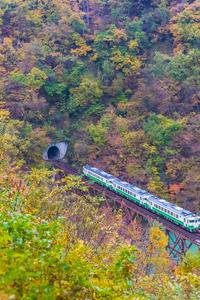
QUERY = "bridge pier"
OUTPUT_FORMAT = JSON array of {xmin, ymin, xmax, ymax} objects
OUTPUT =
[{"xmin": 165, "ymin": 230, "xmax": 194, "ymax": 260}]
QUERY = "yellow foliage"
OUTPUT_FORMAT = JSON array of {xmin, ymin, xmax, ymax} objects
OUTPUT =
[
  {"xmin": 114, "ymin": 28, "xmax": 127, "ymax": 43},
  {"xmin": 3, "ymin": 37, "xmax": 12, "ymax": 47},
  {"xmin": 0, "ymin": 291, "xmax": 9, "ymax": 300},
  {"xmin": 128, "ymin": 39, "xmax": 139, "ymax": 51},
  {"xmin": 71, "ymin": 35, "xmax": 92, "ymax": 56},
  {"xmin": 0, "ymin": 109, "xmax": 10, "ymax": 121},
  {"xmin": 110, "ymin": 48, "xmax": 141, "ymax": 75}
]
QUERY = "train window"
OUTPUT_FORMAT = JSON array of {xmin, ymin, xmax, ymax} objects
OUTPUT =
[
  {"xmin": 140, "ymin": 197, "xmax": 142, "ymax": 200},
  {"xmin": 134, "ymin": 194, "xmax": 136, "ymax": 197}
]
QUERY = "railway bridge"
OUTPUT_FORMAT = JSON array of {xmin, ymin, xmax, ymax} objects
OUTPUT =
[{"xmin": 48, "ymin": 159, "xmax": 200, "ymax": 260}]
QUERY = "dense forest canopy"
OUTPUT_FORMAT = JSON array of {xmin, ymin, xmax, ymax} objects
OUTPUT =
[
  {"xmin": 1, "ymin": 0, "xmax": 200, "ymax": 298},
  {"xmin": 1, "ymin": 0, "xmax": 200, "ymax": 212}
]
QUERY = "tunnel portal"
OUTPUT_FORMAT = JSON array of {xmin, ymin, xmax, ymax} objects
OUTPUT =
[{"xmin": 47, "ymin": 146, "xmax": 60, "ymax": 159}]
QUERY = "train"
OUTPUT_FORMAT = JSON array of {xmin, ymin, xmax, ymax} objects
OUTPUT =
[{"xmin": 83, "ymin": 165, "xmax": 200, "ymax": 232}]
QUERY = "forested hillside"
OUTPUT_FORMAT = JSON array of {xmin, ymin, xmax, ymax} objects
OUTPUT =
[
  {"xmin": 1, "ymin": 0, "xmax": 200, "ymax": 209},
  {"xmin": 1, "ymin": 112, "xmax": 200, "ymax": 299},
  {"xmin": 1, "ymin": 1, "xmax": 200, "ymax": 298}
]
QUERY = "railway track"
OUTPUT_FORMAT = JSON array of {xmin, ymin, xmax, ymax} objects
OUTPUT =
[{"xmin": 48, "ymin": 159, "xmax": 200, "ymax": 248}]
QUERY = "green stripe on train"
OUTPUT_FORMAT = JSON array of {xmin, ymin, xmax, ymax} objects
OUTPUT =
[
  {"xmin": 152, "ymin": 207, "xmax": 184, "ymax": 226},
  {"xmin": 84, "ymin": 172, "xmax": 196, "ymax": 230},
  {"xmin": 116, "ymin": 189, "xmax": 141, "ymax": 204},
  {"xmin": 84, "ymin": 173, "xmax": 107, "ymax": 185},
  {"xmin": 152, "ymin": 208, "xmax": 195, "ymax": 229}
]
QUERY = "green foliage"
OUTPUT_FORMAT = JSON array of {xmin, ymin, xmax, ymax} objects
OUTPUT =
[
  {"xmin": 125, "ymin": 19, "xmax": 149, "ymax": 49},
  {"xmin": 9, "ymin": 68, "xmax": 47, "ymax": 90},
  {"xmin": 143, "ymin": 113, "xmax": 182, "ymax": 148},
  {"xmin": 151, "ymin": 51, "xmax": 200, "ymax": 84},
  {"xmin": 45, "ymin": 82, "xmax": 68, "ymax": 96},
  {"xmin": 70, "ymin": 75, "xmax": 103, "ymax": 111},
  {"xmin": 87, "ymin": 123, "xmax": 107, "ymax": 146}
]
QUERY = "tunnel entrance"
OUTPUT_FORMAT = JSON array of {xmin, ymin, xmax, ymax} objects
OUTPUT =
[{"xmin": 47, "ymin": 146, "xmax": 60, "ymax": 159}]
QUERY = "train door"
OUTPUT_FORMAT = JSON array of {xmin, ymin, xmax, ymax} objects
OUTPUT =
[{"xmin": 194, "ymin": 218, "xmax": 198, "ymax": 229}]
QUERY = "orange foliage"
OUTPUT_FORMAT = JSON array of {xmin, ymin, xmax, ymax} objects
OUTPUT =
[{"xmin": 169, "ymin": 183, "xmax": 182, "ymax": 200}]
